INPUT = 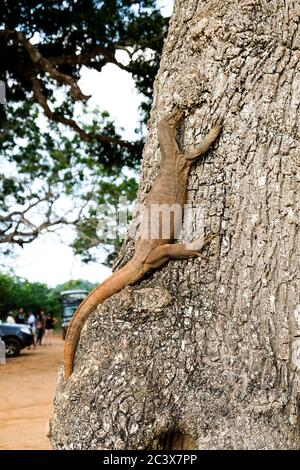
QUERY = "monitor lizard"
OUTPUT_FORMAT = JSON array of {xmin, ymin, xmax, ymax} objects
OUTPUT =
[{"xmin": 64, "ymin": 109, "xmax": 222, "ymax": 379}]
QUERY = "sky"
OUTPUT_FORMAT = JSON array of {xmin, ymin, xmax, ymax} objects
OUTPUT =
[{"xmin": 5, "ymin": 1, "xmax": 174, "ymax": 287}]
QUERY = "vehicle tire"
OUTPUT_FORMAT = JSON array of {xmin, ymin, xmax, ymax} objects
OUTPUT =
[
  {"xmin": 5, "ymin": 337, "xmax": 21, "ymax": 357},
  {"xmin": 62, "ymin": 327, "xmax": 67, "ymax": 340}
]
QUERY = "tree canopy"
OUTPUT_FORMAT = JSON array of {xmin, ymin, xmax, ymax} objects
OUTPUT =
[
  {"xmin": 0, "ymin": 0, "xmax": 167, "ymax": 141},
  {"xmin": 0, "ymin": 0, "xmax": 169, "ymax": 263}
]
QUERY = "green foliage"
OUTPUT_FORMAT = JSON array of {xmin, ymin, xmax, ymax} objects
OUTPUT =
[
  {"xmin": 0, "ymin": 0, "xmax": 168, "ymax": 131},
  {"xmin": 54, "ymin": 279, "xmax": 96, "ymax": 293},
  {"xmin": 0, "ymin": 273, "xmax": 58, "ymax": 317},
  {"xmin": 72, "ymin": 176, "xmax": 138, "ymax": 265},
  {"xmin": 0, "ymin": 272, "xmax": 96, "ymax": 319},
  {"xmin": 0, "ymin": 101, "xmax": 139, "ymax": 264},
  {"xmin": 0, "ymin": 1, "xmax": 169, "ymax": 265}
]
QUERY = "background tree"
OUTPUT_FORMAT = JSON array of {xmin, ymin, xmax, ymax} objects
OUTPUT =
[
  {"xmin": 0, "ymin": 101, "xmax": 138, "ymax": 261},
  {"xmin": 0, "ymin": 272, "xmax": 96, "ymax": 318},
  {"xmin": 0, "ymin": 0, "xmax": 168, "ymax": 262},
  {"xmin": 50, "ymin": 0, "xmax": 300, "ymax": 450}
]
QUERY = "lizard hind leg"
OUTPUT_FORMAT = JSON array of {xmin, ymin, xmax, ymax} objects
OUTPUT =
[
  {"xmin": 144, "ymin": 244, "xmax": 170, "ymax": 270},
  {"xmin": 186, "ymin": 232, "xmax": 218, "ymax": 250},
  {"xmin": 142, "ymin": 242, "xmax": 204, "ymax": 272},
  {"xmin": 164, "ymin": 243, "xmax": 206, "ymax": 260},
  {"xmin": 144, "ymin": 233, "xmax": 218, "ymax": 270},
  {"xmin": 167, "ymin": 233, "xmax": 219, "ymax": 260}
]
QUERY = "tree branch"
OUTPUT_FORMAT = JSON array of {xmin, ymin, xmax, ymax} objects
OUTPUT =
[
  {"xmin": 49, "ymin": 45, "xmax": 129, "ymax": 72},
  {"xmin": 25, "ymin": 74, "xmax": 139, "ymax": 150},
  {"xmin": 0, "ymin": 214, "xmax": 73, "ymax": 247},
  {"xmin": 0, "ymin": 186, "xmax": 94, "ymax": 247},
  {"xmin": 0, "ymin": 29, "xmax": 89, "ymax": 101},
  {"xmin": 0, "ymin": 28, "xmax": 141, "ymax": 153}
]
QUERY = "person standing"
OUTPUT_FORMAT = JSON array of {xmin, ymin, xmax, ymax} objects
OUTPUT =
[
  {"xmin": 6, "ymin": 311, "xmax": 15, "ymax": 324},
  {"xmin": 15, "ymin": 307, "xmax": 26, "ymax": 324},
  {"xmin": 44, "ymin": 312, "xmax": 57, "ymax": 346},
  {"xmin": 27, "ymin": 310, "xmax": 36, "ymax": 332},
  {"xmin": 27, "ymin": 310, "xmax": 36, "ymax": 349},
  {"xmin": 35, "ymin": 312, "xmax": 45, "ymax": 346}
]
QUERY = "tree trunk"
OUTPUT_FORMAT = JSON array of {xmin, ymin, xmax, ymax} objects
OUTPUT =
[{"xmin": 49, "ymin": 0, "xmax": 300, "ymax": 449}]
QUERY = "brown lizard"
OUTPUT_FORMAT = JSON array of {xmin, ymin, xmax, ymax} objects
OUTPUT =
[{"xmin": 64, "ymin": 109, "xmax": 222, "ymax": 379}]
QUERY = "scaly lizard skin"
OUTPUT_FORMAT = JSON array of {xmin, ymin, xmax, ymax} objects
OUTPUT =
[{"xmin": 64, "ymin": 109, "xmax": 222, "ymax": 379}]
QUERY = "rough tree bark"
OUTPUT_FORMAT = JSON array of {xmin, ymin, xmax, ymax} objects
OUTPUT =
[{"xmin": 50, "ymin": 0, "xmax": 300, "ymax": 449}]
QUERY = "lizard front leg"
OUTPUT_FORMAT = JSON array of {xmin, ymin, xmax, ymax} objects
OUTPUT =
[
  {"xmin": 184, "ymin": 123, "xmax": 222, "ymax": 161},
  {"xmin": 144, "ymin": 233, "xmax": 217, "ymax": 269}
]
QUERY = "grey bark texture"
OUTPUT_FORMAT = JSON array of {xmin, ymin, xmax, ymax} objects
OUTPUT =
[{"xmin": 50, "ymin": 0, "xmax": 300, "ymax": 449}]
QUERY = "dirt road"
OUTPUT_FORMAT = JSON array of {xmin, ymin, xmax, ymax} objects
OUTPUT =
[{"xmin": 0, "ymin": 334, "xmax": 63, "ymax": 450}]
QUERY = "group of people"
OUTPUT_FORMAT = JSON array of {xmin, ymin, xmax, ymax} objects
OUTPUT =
[{"xmin": 6, "ymin": 308, "xmax": 57, "ymax": 346}]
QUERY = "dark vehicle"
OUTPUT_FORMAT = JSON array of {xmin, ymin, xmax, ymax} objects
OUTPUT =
[
  {"xmin": 60, "ymin": 289, "xmax": 89, "ymax": 340},
  {"xmin": 0, "ymin": 323, "xmax": 34, "ymax": 357}
]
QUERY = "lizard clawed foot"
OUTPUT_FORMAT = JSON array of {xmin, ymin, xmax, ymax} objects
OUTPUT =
[
  {"xmin": 186, "ymin": 232, "xmax": 219, "ymax": 251},
  {"xmin": 167, "ymin": 108, "xmax": 185, "ymax": 127},
  {"xmin": 164, "ymin": 232, "xmax": 219, "ymax": 261}
]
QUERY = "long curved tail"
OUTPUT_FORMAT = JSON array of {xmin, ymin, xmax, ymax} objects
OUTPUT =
[{"xmin": 64, "ymin": 259, "xmax": 140, "ymax": 379}]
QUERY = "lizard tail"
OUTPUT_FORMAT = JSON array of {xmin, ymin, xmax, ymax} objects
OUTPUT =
[{"xmin": 64, "ymin": 259, "xmax": 141, "ymax": 379}]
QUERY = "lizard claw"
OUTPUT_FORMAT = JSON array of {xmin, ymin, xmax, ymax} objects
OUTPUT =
[{"xmin": 186, "ymin": 232, "xmax": 219, "ymax": 251}]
